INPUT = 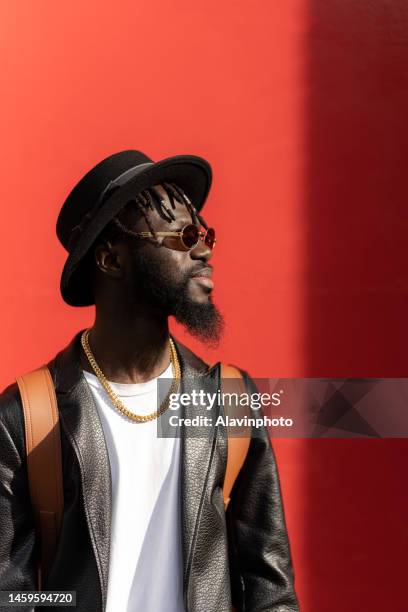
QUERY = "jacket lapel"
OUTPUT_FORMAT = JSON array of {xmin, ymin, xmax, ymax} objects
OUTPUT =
[
  {"xmin": 47, "ymin": 329, "xmax": 112, "ymax": 610},
  {"xmin": 47, "ymin": 330, "xmax": 221, "ymax": 610},
  {"xmin": 172, "ymin": 341, "xmax": 221, "ymax": 603}
]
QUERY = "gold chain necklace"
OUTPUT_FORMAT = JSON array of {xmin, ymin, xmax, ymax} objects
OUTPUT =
[{"xmin": 80, "ymin": 328, "xmax": 180, "ymax": 423}]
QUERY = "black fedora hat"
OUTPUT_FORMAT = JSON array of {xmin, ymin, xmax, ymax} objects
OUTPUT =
[{"xmin": 57, "ymin": 150, "xmax": 212, "ymax": 307}]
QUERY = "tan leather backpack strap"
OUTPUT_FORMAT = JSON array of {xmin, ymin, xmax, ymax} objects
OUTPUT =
[
  {"xmin": 220, "ymin": 363, "xmax": 251, "ymax": 509},
  {"xmin": 16, "ymin": 365, "xmax": 63, "ymax": 587}
]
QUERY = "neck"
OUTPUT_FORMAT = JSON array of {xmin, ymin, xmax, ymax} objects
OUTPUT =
[{"xmin": 80, "ymin": 306, "xmax": 172, "ymax": 384}]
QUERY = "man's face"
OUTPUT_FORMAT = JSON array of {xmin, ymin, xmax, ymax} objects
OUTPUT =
[{"xmin": 120, "ymin": 184, "xmax": 224, "ymax": 345}]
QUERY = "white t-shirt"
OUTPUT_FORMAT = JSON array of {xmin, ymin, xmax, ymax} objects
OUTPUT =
[{"xmin": 82, "ymin": 363, "xmax": 184, "ymax": 612}]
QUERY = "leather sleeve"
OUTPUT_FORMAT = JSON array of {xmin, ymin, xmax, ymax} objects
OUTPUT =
[
  {"xmin": 225, "ymin": 370, "xmax": 300, "ymax": 612},
  {"xmin": 0, "ymin": 382, "xmax": 37, "ymax": 606}
]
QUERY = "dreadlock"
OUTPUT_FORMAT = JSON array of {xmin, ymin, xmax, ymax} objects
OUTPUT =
[{"xmin": 107, "ymin": 182, "xmax": 199, "ymax": 242}]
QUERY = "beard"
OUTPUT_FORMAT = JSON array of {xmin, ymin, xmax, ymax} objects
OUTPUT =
[{"xmin": 129, "ymin": 247, "xmax": 224, "ymax": 347}]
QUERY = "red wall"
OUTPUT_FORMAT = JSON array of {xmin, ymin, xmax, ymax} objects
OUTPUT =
[{"xmin": 1, "ymin": 1, "xmax": 407, "ymax": 610}]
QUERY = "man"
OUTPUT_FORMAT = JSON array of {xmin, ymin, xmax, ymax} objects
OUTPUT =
[{"xmin": 0, "ymin": 150, "xmax": 299, "ymax": 611}]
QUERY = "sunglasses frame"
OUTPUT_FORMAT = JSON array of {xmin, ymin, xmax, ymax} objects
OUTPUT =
[{"xmin": 133, "ymin": 223, "xmax": 216, "ymax": 251}]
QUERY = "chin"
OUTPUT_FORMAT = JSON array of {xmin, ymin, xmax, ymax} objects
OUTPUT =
[{"xmin": 188, "ymin": 288, "xmax": 213, "ymax": 304}]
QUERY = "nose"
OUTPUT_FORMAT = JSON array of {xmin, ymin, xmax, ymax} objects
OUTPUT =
[{"xmin": 189, "ymin": 238, "xmax": 213, "ymax": 263}]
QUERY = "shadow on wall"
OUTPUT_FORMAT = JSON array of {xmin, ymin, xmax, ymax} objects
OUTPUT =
[{"xmin": 304, "ymin": 2, "xmax": 408, "ymax": 611}]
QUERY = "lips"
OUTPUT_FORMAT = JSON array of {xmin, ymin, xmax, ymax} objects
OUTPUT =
[{"xmin": 190, "ymin": 267, "xmax": 214, "ymax": 290}]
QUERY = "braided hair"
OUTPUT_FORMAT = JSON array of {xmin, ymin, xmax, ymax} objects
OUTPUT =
[{"xmin": 108, "ymin": 181, "xmax": 200, "ymax": 242}]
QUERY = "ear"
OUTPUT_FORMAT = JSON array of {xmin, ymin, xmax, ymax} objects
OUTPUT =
[{"xmin": 94, "ymin": 240, "xmax": 125, "ymax": 278}]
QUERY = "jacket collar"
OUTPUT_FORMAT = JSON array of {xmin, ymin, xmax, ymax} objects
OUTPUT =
[{"xmin": 47, "ymin": 328, "xmax": 221, "ymax": 609}]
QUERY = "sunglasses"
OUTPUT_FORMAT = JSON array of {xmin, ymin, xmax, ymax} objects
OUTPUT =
[{"xmin": 133, "ymin": 224, "xmax": 216, "ymax": 251}]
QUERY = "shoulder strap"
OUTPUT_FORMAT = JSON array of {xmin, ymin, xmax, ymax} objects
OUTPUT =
[
  {"xmin": 16, "ymin": 365, "xmax": 63, "ymax": 587},
  {"xmin": 220, "ymin": 364, "xmax": 251, "ymax": 509}
]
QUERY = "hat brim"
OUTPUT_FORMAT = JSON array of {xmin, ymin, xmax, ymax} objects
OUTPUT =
[{"xmin": 60, "ymin": 154, "xmax": 212, "ymax": 307}]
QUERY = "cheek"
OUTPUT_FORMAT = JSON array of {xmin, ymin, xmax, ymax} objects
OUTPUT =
[
  {"xmin": 140, "ymin": 245, "xmax": 189, "ymax": 281},
  {"xmin": 170, "ymin": 251, "xmax": 191, "ymax": 274},
  {"xmin": 165, "ymin": 251, "xmax": 192, "ymax": 284}
]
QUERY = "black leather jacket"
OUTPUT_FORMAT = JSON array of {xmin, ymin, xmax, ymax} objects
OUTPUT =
[{"xmin": 0, "ymin": 330, "xmax": 299, "ymax": 612}]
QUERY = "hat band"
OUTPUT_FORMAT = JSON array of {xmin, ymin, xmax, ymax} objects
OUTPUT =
[{"xmin": 67, "ymin": 162, "xmax": 154, "ymax": 250}]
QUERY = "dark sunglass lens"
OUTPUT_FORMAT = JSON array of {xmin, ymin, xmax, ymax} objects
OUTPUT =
[
  {"xmin": 181, "ymin": 225, "xmax": 199, "ymax": 248},
  {"xmin": 205, "ymin": 228, "xmax": 216, "ymax": 249}
]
